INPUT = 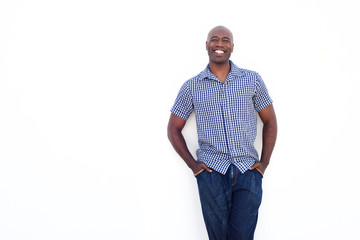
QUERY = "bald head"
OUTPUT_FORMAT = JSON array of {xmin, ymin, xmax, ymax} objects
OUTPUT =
[
  {"xmin": 206, "ymin": 26, "xmax": 234, "ymax": 65},
  {"xmin": 207, "ymin": 26, "xmax": 234, "ymax": 44}
]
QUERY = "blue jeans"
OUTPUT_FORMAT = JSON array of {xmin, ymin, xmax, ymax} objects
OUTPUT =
[{"xmin": 196, "ymin": 164, "xmax": 263, "ymax": 240}]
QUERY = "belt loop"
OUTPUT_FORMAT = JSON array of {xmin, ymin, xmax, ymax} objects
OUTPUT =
[{"xmin": 231, "ymin": 165, "xmax": 238, "ymax": 186}]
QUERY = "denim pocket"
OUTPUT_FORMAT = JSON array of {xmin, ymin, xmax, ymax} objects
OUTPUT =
[
  {"xmin": 194, "ymin": 169, "xmax": 205, "ymax": 178},
  {"xmin": 254, "ymin": 168, "xmax": 264, "ymax": 178}
]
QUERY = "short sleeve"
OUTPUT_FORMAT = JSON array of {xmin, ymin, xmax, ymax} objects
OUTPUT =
[
  {"xmin": 253, "ymin": 73, "xmax": 273, "ymax": 112},
  {"xmin": 170, "ymin": 81, "xmax": 194, "ymax": 120}
]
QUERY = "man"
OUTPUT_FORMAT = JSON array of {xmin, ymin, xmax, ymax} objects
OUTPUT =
[{"xmin": 167, "ymin": 26, "xmax": 277, "ymax": 240}]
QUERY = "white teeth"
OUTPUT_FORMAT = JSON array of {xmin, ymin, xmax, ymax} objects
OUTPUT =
[{"xmin": 215, "ymin": 50, "xmax": 224, "ymax": 54}]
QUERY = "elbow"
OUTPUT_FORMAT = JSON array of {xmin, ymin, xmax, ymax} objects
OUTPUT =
[
  {"xmin": 167, "ymin": 113, "xmax": 186, "ymax": 143},
  {"xmin": 167, "ymin": 123, "xmax": 177, "ymax": 143},
  {"xmin": 269, "ymin": 119, "xmax": 277, "ymax": 131},
  {"xmin": 269, "ymin": 120, "xmax": 278, "ymax": 134},
  {"xmin": 167, "ymin": 126, "xmax": 173, "ymax": 142},
  {"xmin": 263, "ymin": 118, "xmax": 278, "ymax": 136}
]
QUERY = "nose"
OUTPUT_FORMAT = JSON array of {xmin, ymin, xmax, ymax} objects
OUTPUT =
[{"xmin": 216, "ymin": 40, "xmax": 225, "ymax": 46}]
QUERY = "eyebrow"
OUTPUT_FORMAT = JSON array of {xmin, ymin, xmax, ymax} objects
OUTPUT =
[{"xmin": 210, "ymin": 36, "xmax": 232, "ymax": 41}]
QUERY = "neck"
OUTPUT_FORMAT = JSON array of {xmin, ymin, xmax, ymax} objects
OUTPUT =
[{"xmin": 209, "ymin": 61, "xmax": 231, "ymax": 83}]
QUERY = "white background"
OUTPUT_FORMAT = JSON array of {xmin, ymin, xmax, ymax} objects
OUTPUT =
[{"xmin": 1, "ymin": 0, "xmax": 359, "ymax": 239}]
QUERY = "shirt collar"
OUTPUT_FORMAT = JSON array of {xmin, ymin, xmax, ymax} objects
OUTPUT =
[{"xmin": 199, "ymin": 60, "xmax": 244, "ymax": 82}]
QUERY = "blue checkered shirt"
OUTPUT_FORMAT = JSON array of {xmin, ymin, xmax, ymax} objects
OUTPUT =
[{"xmin": 171, "ymin": 61, "xmax": 273, "ymax": 174}]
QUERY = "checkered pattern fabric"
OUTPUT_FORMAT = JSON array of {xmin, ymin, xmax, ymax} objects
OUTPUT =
[{"xmin": 171, "ymin": 61, "xmax": 273, "ymax": 174}]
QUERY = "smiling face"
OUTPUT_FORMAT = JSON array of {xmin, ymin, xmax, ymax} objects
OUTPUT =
[{"xmin": 206, "ymin": 26, "xmax": 234, "ymax": 65}]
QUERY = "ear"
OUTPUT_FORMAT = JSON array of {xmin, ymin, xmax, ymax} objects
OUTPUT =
[{"xmin": 205, "ymin": 41, "xmax": 209, "ymax": 50}]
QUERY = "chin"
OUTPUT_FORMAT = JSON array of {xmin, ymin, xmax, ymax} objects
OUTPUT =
[
  {"xmin": 209, "ymin": 55, "xmax": 231, "ymax": 65},
  {"xmin": 211, "ymin": 59, "xmax": 230, "ymax": 65}
]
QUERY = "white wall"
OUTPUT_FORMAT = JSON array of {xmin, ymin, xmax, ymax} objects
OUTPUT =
[{"xmin": 1, "ymin": 0, "xmax": 359, "ymax": 239}]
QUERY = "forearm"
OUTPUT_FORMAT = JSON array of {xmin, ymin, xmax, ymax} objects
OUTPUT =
[
  {"xmin": 168, "ymin": 129, "xmax": 197, "ymax": 170},
  {"xmin": 260, "ymin": 120, "xmax": 277, "ymax": 167}
]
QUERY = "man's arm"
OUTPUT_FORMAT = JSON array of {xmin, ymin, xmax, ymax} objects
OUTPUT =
[
  {"xmin": 167, "ymin": 113, "xmax": 212, "ymax": 175},
  {"xmin": 249, "ymin": 104, "xmax": 277, "ymax": 175}
]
